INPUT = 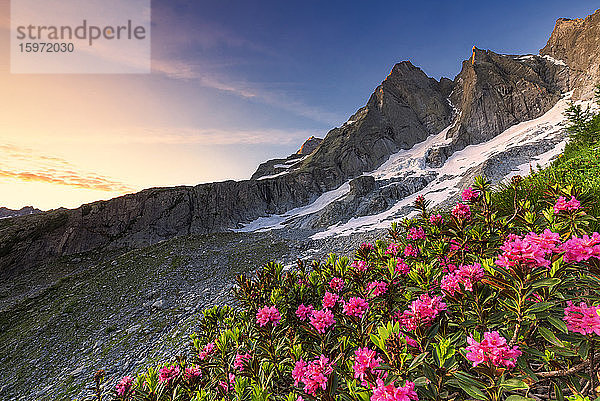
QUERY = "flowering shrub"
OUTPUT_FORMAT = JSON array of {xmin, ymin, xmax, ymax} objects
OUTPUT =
[{"xmin": 105, "ymin": 177, "xmax": 600, "ymax": 401}]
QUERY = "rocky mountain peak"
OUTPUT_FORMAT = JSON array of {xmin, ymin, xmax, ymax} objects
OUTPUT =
[
  {"xmin": 540, "ymin": 8, "xmax": 600, "ymax": 100},
  {"xmin": 296, "ymin": 136, "xmax": 323, "ymax": 155}
]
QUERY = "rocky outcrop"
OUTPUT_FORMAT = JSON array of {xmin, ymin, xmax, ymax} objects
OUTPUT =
[
  {"xmin": 540, "ymin": 9, "xmax": 600, "ymax": 100},
  {"xmin": 300, "ymin": 61, "xmax": 453, "ymax": 185},
  {"xmin": 426, "ymin": 49, "xmax": 568, "ymax": 166},
  {"xmin": 297, "ymin": 136, "xmax": 323, "ymax": 155},
  {"xmin": 0, "ymin": 206, "xmax": 41, "ymax": 219}
]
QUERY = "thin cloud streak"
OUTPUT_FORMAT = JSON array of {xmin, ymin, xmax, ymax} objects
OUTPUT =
[
  {"xmin": 152, "ymin": 58, "xmax": 341, "ymax": 125},
  {"xmin": 0, "ymin": 144, "xmax": 134, "ymax": 192},
  {"xmin": 32, "ymin": 127, "xmax": 320, "ymax": 146}
]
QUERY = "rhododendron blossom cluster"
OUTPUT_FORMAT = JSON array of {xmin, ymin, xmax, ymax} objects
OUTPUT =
[
  {"xmin": 234, "ymin": 353, "xmax": 251, "ymax": 371},
  {"xmin": 352, "ymin": 260, "xmax": 369, "ymax": 272},
  {"xmin": 371, "ymin": 378, "xmax": 418, "ymax": 401},
  {"xmin": 184, "ymin": 366, "xmax": 201, "ymax": 382},
  {"xmin": 296, "ymin": 304, "xmax": 314, "ymax": 321},
  {"xmin": 343, "ymin": 297, "xmax": 369, "ymax": 318},
  {"xmin": 353, "ymin": 347, "xmax": 383, "ymax": 386},
  {"xmin": 553, "ymin": 196, "xmax": 581, "ymax": 213},
  {"xmin": 367, "ymin": 280, "xmax": 388, "ymax": 297},
  {"xmin": 116, "ymin": 375, "xmax": 134, "ymax": 397},
  {"xmin": 407, "ymin": 227, "xmax": 426, "ymax": 240},
  {"xmin": 465, "ymin": 331, "xmax": 521, "ymax": 368},
  {"xmin": 462, "ymin": 187, "xmax": 479, "ymax": 202},
  {"xmin": 310, "ymin": 308, "xmax": 336, "ymax": 333},
  {"xmin": 404, "ymin": 244, "xmax": 419, "ymax": 257},
  {"xmin": 198, "ymin": 341, "xmax": 215, "ymax": 360},
  {"xmin": 395, "ymin": 257, "xmax": 410, "ymax": 274},
  {"xmin": 386, "ymin": 243, "xmax": 401, "ymax": 256},
  {"xmin": 440, "ymin": 263, "xmax": 484, "ymax": 296},
  {"xmin": 562, "ymin": 232, "xmax": 600, "ymax": 263},
  {"xmin": 563, "ymin": 301, "xmax": 600, "ymax": 336},
  {"xmin": 256, "ymin": 305, "xmax": 281, "ymax": 327},
  {"xmin": 452, "ymin": 203, "xmax": 471, "ymax": 220},
  {"xmin": 329, "ymin": 277, "xmax": 344, "ymax": 292},
  {"xmin": 398, "ymin": 294, "xmax": 447, "ymax": 331},
  {"xmin": 429, "ymin": 214, "xmax": 444, "ymax": 225},
  {"xmin": 292, "ymin": 356, "xmax": 335, "ymax": 396},
  {"xmin": 158, "ymin": 365, "xmax": 180, "ymax": 384},
  {"xmin": 322, "ymin": 291, "xmax": 340, "ymax": 308},
  {"xmin": 496, "ymin": 229, "xmax": 561, "ymax": 270}
]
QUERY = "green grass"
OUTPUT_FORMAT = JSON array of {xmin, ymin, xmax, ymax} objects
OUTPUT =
[{"xmin": 493, "ymin": 139, "xmax": 600, "ymax": 227}]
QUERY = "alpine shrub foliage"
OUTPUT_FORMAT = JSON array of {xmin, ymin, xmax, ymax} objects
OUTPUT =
[
  {"xmin": 101, "ymin": 95, "xmax": 600, "ymax": 401},
  {"xmin": 104, "ymin": 177, "xmax": 600, "ymax": 401}
]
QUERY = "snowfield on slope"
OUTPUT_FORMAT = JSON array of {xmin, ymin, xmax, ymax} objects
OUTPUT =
[{"xmin": 235, "ymin": 93, "xmax": 585, "ymax": 238}]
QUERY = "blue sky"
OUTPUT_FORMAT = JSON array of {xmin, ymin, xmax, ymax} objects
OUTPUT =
[{"xmin": 0, "ymin": 0, "xmax": 598, "ymax": 209}]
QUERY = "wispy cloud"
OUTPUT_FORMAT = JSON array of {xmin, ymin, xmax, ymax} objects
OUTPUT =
[
  {"xmin": 150, "ymin": 6, "xmax": 341, "ymax": 125},
  {"xmin": 37, "ymin": 127, "xmax": 318, "ymax": 146},
  {"xmin": 0, "ymin": 144, "xmax": 134, "ymax": 192}
]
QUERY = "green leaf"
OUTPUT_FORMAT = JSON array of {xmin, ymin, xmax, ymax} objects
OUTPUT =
[
  {"xmin": 458, "ymin": 383, "xmax": 488, "ymax": 400},
  {"xmin": 539, "ymin": 326, "xmax": 565, "ymax": 347},
  {"xmin": 500, "ymin": 378, "xmax": 529, "ymax": 391},
  {"xmin": 531, "ymin": 278, "xmax": 561, "ymax": 288},
  {"xmin": 547, "ymin": 316, "xmax": 569, "ymax": 334},
  {"xmin": 408, "ymin": 352, "xmax": 428, "ymax": 370},
  {"xmin": 505, "ymin": 396, "xmax": 535, "ymax": 401},
  {"xmin": 527, "ymin": 302, "xmax": 553, "ymax": 313},
  {"xmin": 413, "ymin": 376, "xmax": 429, "ymax": 387}
]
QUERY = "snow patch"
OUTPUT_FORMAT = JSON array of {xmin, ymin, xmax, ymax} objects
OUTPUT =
[
  {"xmin": 312, "ymin": 95, "xmax": 577, "ymax": 239},
  {"xmin": 232, "ymin": 181, "xmax": 351, "ymax": 232}
]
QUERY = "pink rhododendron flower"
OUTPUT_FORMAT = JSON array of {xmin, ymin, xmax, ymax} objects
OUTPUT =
[
  {"xmin": 495, "ymin": 230, "xmax": 561, "ymax": 270},
  {"xmin": 352, "ymin": 347, "xmax": 383, "ymax": 386},
  {"xmin": 398, "ymin": 294, "xmax": 447, "ymax": 331},
  {"xmin": 465, "ymin": 331, "xmax": 521, "ymax": 368},
  {"xmin": 352, "ymin": 260, "xmax": 369, "ymax": 272},
  {"xmin": 440, "ymin": 263, "xmax": 484, "ymax": 296},
  {"xmin": 462, "ymin": 187, "xmax": 479, "ymax": 202},
  {"xmin": 452, "ymin": 203, "xmax": 471, "ymax": 220},
  {"xmin": 429, "ymin": 214, "xmax": 444, "ymax": 225},
  {"xmin": 198, "ymin": 341, "xmax": 215, "ymax": 360},
  {"xmin": 234, "ymin": 353, "xmax": 251, "ymax": 371},
  {"xmin": 158, "ymin": 365, "xmax": 180, "ymax": 384},
  {"xmin": 256, "ymin": 305, "xmax": 281, "ymax": 327},
  {"xmin": 367, "ymin": 281, "xmax": 388, "ymax": 297},
  {"xmin": 407, "ymin": 227, "xmax": 426, "ymax": 240},
  {"xmin": 310, "ymin": 308, "xmax": 336, "ymax": 333},
  {"xmin": 343, "ymin": 297, "xmax": 369, "ymax": 318},
  {"xmin": 329, "ymin": 277, "xmax": 344, "ymax": 292},
  {"xmin": 322, "ymin": 291, "xmax": 340, "ymax": 308},
  {"xmin": 292, "ymin": 355, "xmax": 334, "ymax": 396},
  {"xmin": 386, "ymin": 243, "xmax": 401, "ymax": 256},
  {"xmin": 116, "ymin": 376, "xmax": 134, "ymax": 397},
  {"xmin": 562, "ymin": 233, "xmax": 600, "ymax": 263},
  {"xmin": 296, "ymin": 304, "xmax": 314, "ymax": 321},
  {"xmin": 371, "ymin": 378, "xmax": 418, "ymax": 401},
  {"xmin": 395, "ymin": 258, "xmax": 410, "ymax": 274},
  {"xmin": 524, "ymin": 229, "xmax": 562, "ymax": 254},
  {"xmin": 564, "ymin": 301, "xmax": 600, "ymax": 336},
  {"xmin": 554, "ymin": 196, "xmax": 581, "ymax": 213},
  {"xmin": 218, "ymin": 373, "xmax": 236, "ymax": 392},
  {"xmin": 361, "ymin": 242, "xmax": 375, "ymax": 251},
  {"xmin": 353, "ymin": 347, "xmax": 384, "ymax": 385},
  {"xmin": 184, "ymin": 366, "xmax": 201, "ymax": 382},
  {"xmin": 404, "ymin": 244, "xmax": 419, "ymax": 257}
]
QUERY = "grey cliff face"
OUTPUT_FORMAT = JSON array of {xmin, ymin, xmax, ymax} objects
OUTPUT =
[
  {"xmin": 540, "ymin": 9, "xmax": 600, "ymax": 100},
  {"xmin": 426, "ymin": 48, "xmax": 568, "ymax": 166}
]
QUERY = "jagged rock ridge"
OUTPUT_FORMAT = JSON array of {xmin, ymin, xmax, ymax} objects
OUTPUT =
[{"xmin": 2, "ymin": 9, "xmax": 600, "ymax": 272}]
